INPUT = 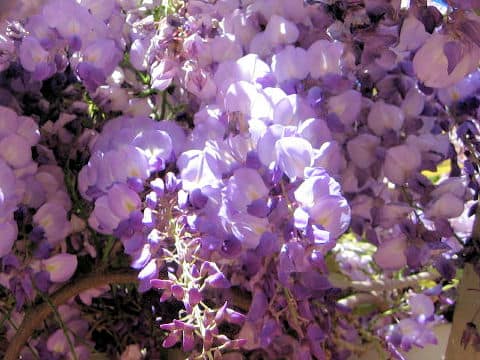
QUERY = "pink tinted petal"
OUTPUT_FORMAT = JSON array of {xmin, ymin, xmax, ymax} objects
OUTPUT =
[
  {"xmin": 210, "ymin": 35, "xmax": 243, "ymax": 63},
  {"xmin": 163, "ymin": 331, "xmax": 181, "ymax": 348},
  {"xmin": 224, "ymin": 81, "xmax": 273, "ymax": 119},
  {"xmin": 47, "ymin": 329, "xmax": 68, "ymax": 354},
  {"xmin": 373, "ymin": 236, "xmax": 407, "ymax": 270},
  {"xmin": 426, "ymin": 193, "xmax": 464, "ymax": 219},
  {"xmin": 383, "ymin": 145, "xmax": 421, "ymax": 185},
  {"xmin": 78, "ymin": 285, "xmax": 109, "ymax": 305},
  {"xmin": 273, "ymin": 95, "xmax": 315, "ymax": 126},
  {"xmin": 367, "ymin": 100, "xmax": 404, "ymax": 135},
  {"xmin": 17, "ymin": 116, "xmax": 40, "ymax": 146},
  {"xmin": 182, "ymin": 330, "xmax": 195, "ymax": 352},
  {"xmin": 313, "ymin": 141, "xmax": 345, "ymax": 176},
  {"xmin": 413, "ymin": 33, "xmax": 480, "ymax": 88},
  {"xmin": 0, "ymin": 134, "xmax": 32, "ymax": 168},
  {"xmin": 307, "ymin": 40, "xmax": 343, "ymax": 78},
  {"xmin": 298, "ymin": 118, "xmax": 332, "ymax": 148},
  {"xmin": 347, "ymin": 134, "xmax": 381, "ymax": 169},
  {"xmin": 43, "ymin": 254, "xmax": 78, "ymax": 283},
  {"xmin": 33, "ymin": 202, "xmax": 71, "ymax": 244},
  {"xmin": 396, "ymin": 16, "xmax": 429, "ymax": 52},
  {"xmin": 328, "ymin": 90, "xmax": 362, "ymax": 126},
  {"xmin": 264, "ymin": 15, "xmax": 299, "ymax": 45},
  {"xmin": 19, "ymin": 36, "xmax": 50, "ymax": 72},
  {"xmin": 120, "ymin": 344, "xmax": 142, "ymax": 360}
]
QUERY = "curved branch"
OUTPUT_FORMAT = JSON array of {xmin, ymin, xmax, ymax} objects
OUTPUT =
[
  {"xmin": 348, "ymin": 271, "xmax": 438, "ymax": 292},
  {"xmin": 4, "ymin": 271, "xmax": 138, "ymax": 360}
]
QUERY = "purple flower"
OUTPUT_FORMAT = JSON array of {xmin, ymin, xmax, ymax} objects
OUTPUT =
[
  {"xmin": 214, "ymin": 54, "xmax": 271, "ymax": 94},
  {"xmin": 263, "ymin": 15, "xmax": 299, "ymax": 46},
  {"xmin": 43, "ymin": 254, "xmax": 77, "ymax": 283},
  {"xmin": 76, "ymin": 62, "xmax": 107, "ymax": 92},
  {"xmin": 178, "ymin": 148, "xmax": 223, "ymax": 192},
  {"xmin": 347, "ymin": 134, "xmax": 381, "ymax": 169},
  {"xmin": 33, "ymin": 202, "xmax": 71, "ymax": 245},
  {"xmin": 307, "ymin": 195, "xmax": 351, "ymax": 240},
  {"xmin": 396, "ymin": 318, "xmax": 437, "ymax": 351},
  {"xmin": 383, "ymin": 145, "xmax": 421, "ymax": 185},
  {"xmin": 413, "ymin": 33, "xmax": 480, "ymax": 88},
  {"xmin": 42, "ymin": 0, "xmax": 108, "ymax": 45},
  {"xmin": 184, "ymin": 65, "xmax": 216, "ymax": 101},
  {"xmin": 138, "ymin": 260, "xmax": 159, "ymax": 292},
  {"xmin": 220, "ymin": 235, "xmax": 242, "ymax": 258},
  {"xmin": 205, "ymin": 272, "xmax": 231, "ymax": 288},
  {"xmin": 275, "ymin": 137, "xmax": 313, "ymax": 181},
  {"xmin": 80, "ymin": 0, "xmax": 116, "ymax": 21},
  {"xmin": 151, "ymin": 58, "xmax": 177, "ymax": 91},
  {"xmin": 132, "ymin": 129, "xmax": 173, "ymax": 172},
  {"xmin": 313, "ymin": 141, "xmax": 345, "ymax": 176},
  {"xmin": 108, "ymin": 146, "xmax": 150, "ymax": 182},
  {"xmin": 224, "ymin": 81, "xmax": 273, "ymax": 119},
  {"xmin": 88, "ymin": 184, "xmax": 140, "ymax": 234},
  {"xmin": 367, "ymin": 100, "xmax": 404, "ymax": 136},
  {"xmin": 273, "ymin": 94, "xmax": 315, "ymax": 126},
  {"xmin": 272, "ymin": 46, "xmax": 309, "ymax": 83},
  {"xmin": 224, "ymin": 167, "xmax": 269, "ymax": 212},
  {"xmin": 47, "ymin": 329, "xmax": 69, "ymax": 354},
  {"xmin": 227, "ymin": 213, "xmax": 269, "ymax": 249},
  {"xmin": 327, "ymin": 90, "xmax": 362, "ymax": 126},
  {"xmin": 294, "ymin": 168, "xmax": 343, "ymax": 205},
  {"xmin": 373, "ymin": 234, "xmax": 407, "ymax": 270},
  {"xmin": 307, "ymin": 40, "xmax": 344, "ymax": 78},
  {"xmin": 18, "ymin": 36, "xmax": 55, "ymax": 81},
  {"xmin": 298, "ymin": 117, "xmax": 332, "ymax": 148},
  {"xmin": 209, "ymin": 34, "xmax": 243, "ymax": 63},
  {"xmin": 107, "ymin": 183, "xmax": 141, "ymax": 219},
  {"xmin": 0, "ymin": 133, "xmax": 34, "ymax": 168},
  {"xmin": 395, "ymin": 16, "xmax": 429, "ymax": 52},
  {"xmin": 409, "ymin": 293, "xmax": 434, "ymax": 319}
]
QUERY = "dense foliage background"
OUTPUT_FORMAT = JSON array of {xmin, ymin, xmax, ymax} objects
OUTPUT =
[{"xmin": 1, "ymin": 0, "xmax": 480, "ymax": 359}]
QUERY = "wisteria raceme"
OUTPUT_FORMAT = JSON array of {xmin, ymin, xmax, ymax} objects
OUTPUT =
[{"xmin": 0, "ymin": 0, "xmax": 480, "ymax": 359}]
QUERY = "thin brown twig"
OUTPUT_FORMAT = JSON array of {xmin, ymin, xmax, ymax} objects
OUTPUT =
[{"xmin": 4, "ymin": 271, "xmax": 138, "ymax": 360}]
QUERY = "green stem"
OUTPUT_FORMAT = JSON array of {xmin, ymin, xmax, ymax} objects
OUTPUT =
[
  {"xmin": 160, "ymin": 91, "xmax": 168, "ymax": 120},
  {"xmin": 343, "ymin": 271, "xmax": 439, "ymax": 292},
  {"xmin": 37, "ymin": 289, "xmax": 79, "ymax": 360}
]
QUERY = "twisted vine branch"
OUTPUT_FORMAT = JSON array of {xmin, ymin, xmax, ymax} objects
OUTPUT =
[{"xmin": 4, "ymin": 271, "xmax": 138, "ymax": 360}]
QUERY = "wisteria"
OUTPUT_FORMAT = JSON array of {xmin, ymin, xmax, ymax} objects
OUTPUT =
[{"xmin": 1, "ymin": 0, "xmax": 480, "ymax": 359}]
